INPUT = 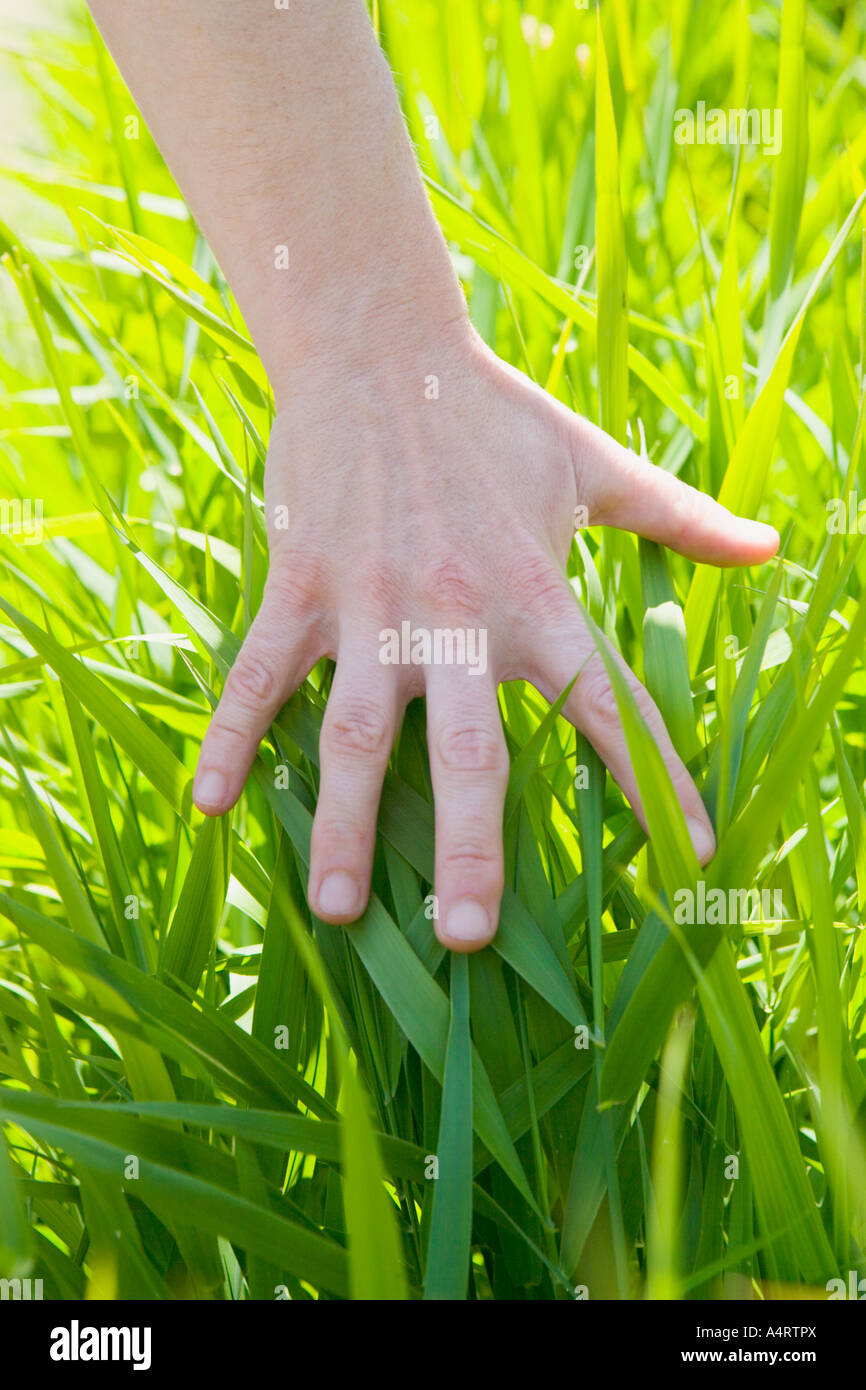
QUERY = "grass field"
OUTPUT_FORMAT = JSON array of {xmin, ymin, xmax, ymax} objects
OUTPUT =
[{"xmin": 1, "ymin": 0, "xmax": 866, "ymax": 1301}]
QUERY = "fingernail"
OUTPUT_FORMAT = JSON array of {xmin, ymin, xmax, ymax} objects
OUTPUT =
[
  {"xmin": 194, "ymin": 768, "xmax": 227, "ymax": 809},
  {"xmin": 686, "ymin": 816, "xmax": 716, "ymax": 865},
  {"xmin": 748, "ymin": 520, "xmax": 780, "ymax": 548},
  {"xmin": 317, "ymin": 871, "xmax": 361, "ymax": 918},
  {"xmin": 445, "ymin": 899, "xmax": 492, "ymax": 944}
]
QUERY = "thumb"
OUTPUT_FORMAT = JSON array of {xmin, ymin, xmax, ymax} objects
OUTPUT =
[{"xmin": 572, "ymin": 415, "xmax": 779, "ymax": 566}]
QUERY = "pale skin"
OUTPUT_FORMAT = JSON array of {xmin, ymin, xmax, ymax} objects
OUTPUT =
[{"xmin": 86, "ymin": 0, "xmax": 778, "ymax": 950}]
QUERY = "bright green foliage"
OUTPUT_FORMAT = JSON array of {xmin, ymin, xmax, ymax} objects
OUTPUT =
[{"xmin": 0, "ymin": 0, "xmax": 865, "ymax": 1300}]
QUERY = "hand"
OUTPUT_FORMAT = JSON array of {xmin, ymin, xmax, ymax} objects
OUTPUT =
[{"xmin": 192, "ymin": 319, "xmax": 778, "ymax": 951}]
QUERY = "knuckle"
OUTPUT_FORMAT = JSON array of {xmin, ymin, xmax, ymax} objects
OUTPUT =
[
  {"xmin": 440, "ymin": 841, "xmax": 504, "ymax": 894},
  {"xmin": 632, "ymin": 683, "xmax": 660, "ymax": 729},
  {"xmin": 578, "ymin": 663, "xmax": 620, "ymax": 731},
  {"xmin": 588, "ymin": 445, "xmax": 639, "ymax": 525},
  {"xmin": 266, "ymin": 552, "xmax": 331, "ymax": 616},
  {"xmin": 313, "ymin": 817, "xmax": 368, "ymax": 853},
  {"xmin": 442, "ymin": 842, "xmax": 501, "ymax": 872},
  {"xmin": 435, "ymin": 719, "xmax": 507, "ymax": 774},
  {"xmin": 509, "ymin": 548, "xmax": 572, "ymax": 623},
  {"xmin": 421, "ymin": 556, "xmax": 484, "ymax": 617},
  {"xmin": 578, "ymin": 659, "xmax": 657, "ymax": 735},
  {"xmin": 204, "ymin": 718, "xmax": 246, "ymax": 752},
  {"xmin": 324, "ymin": 698, "xmax": 390, "ymax": 759},
  {"xmin": 227, "ymin": 650, "xmax": 280, "ymax": 711},
  {"xmin": 359, "ymin": 560, "xmax": 404, "ymax": 613},
  {"xmin": 668, "ymin": 484, "xmax": 703, "ymax": 549}
]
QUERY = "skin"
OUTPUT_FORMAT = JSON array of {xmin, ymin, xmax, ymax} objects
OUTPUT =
[{"xmin": 86, "ymin": 0, "xmax": 778, "ymax": 951}]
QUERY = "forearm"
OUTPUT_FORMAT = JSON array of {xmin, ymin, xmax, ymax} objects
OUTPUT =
[{"xmin": 85, "ymin": 0, "xmax": 467, "ymax": 402}]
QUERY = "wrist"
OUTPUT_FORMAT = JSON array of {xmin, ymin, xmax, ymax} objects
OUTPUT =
[{"xmin": 264, "ymin": 263, "xmax": 474, "ymax": 408}]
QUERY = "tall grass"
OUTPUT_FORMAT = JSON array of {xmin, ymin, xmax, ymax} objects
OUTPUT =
[{"xmin": 0, "ymin": 0, "xmax": 865, "ymax": 1300}]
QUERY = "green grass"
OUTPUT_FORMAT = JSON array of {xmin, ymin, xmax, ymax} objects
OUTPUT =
[{"xmin": 1, "ymin": 0, "xmax": 865, "ymax": 1300}]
